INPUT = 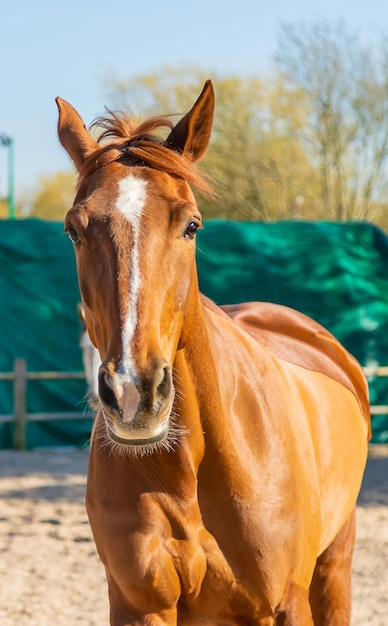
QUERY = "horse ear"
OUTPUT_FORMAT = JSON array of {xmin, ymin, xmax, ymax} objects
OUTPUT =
[
  {"xmin": 166, "ymin": 80, "xmax": 215, "ymax": 162},
  {"xmin": 77, "ymin": 303, "xmax": 86, "ymax": 323},
  {"xmin": 56, "ymin": 97, "xmax": 100, "ymax": 171}
]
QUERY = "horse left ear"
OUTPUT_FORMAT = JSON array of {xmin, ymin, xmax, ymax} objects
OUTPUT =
[
  {"xmin": 56, "ymin": 97, "xmax": 100, "ymax": 171},
  {"xmin": 166, "ymin": 80, "xmax": 215, "ymax": 162}
]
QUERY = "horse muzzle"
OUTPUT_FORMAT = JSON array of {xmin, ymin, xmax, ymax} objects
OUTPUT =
[{"xmin": 97, "ymin": 362, "xmax": 174, "ymax": 446}]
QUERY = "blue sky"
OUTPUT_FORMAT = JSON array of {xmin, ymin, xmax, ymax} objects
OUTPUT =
[{"xmin": 1, "ymin": 0, "xmax": 387, "ymax": 203}]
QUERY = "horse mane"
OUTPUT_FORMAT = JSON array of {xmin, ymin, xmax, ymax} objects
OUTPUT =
[{"xmin": 78, "ymin": 110, "xmax": 215, "ymax": 197}]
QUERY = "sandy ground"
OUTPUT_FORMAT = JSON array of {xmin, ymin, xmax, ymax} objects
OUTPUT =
[{"xmin": 0, "ymin": 445, "xmax": 387, "ymax": 626}]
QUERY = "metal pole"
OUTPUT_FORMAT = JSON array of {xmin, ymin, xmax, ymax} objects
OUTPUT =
[
  {"xmin": 7, "ymin": 138, "xmax": 15, "ymax": 219},
  {"xmin": 0, "ymin": 133, "xmax": 15, "ymax": 219}
]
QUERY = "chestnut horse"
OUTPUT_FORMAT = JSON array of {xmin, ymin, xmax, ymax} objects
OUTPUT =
[{"xmin": 57, "ymin": 81, "xmax": 370, "ymax": 625}]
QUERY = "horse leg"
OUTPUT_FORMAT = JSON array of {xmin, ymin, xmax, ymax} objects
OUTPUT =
[
  {"xmin": 275, "ymin": 583, "xmax": 314, "ymax": 625},
  {"xmin": 309, "ymin": 508, "xmax": 356, "ymax": 626},
  {"xmin": 107, "ymin": 573, "xmax": 178, "ymax": 626}
]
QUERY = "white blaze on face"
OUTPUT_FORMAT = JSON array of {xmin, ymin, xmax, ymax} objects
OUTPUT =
[{"xmin": 116, "ymin": 175, "xmax": 147, "ymax": 375}]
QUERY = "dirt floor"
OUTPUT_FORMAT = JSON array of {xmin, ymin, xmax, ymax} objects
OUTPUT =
[{"xmin": 0, "ymin": 444, "xmax": 387, "ymax": 625}]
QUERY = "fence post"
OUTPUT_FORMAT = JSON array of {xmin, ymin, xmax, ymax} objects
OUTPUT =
[{"xmin": 13, "ymin": 358, "xmax": 27, "ymax": 449}]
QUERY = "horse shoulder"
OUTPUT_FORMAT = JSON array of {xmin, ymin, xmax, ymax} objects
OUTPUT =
[{"xmin": 204, "ymin": 301, "xmax": 368, "ymax": 556}]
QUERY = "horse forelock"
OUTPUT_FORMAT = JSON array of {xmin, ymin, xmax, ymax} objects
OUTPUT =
[{"xmin": 77, "ymin": 111, "xmax": 215, "ymax": 198}]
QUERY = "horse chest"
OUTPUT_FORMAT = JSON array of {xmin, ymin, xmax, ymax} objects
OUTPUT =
[
  {"xmin": 88, "ymin": 473, "xmax": 271, "ymax": 622},
  {"xmin": 153, "ymin": 526, "xmax": 271, "ymax": 623}
]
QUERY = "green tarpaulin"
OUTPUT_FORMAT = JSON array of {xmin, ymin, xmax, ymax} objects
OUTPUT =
[
  {"xmin": 1, "ymin": 219, "xmax": 387, "ymax": 448},
  {"xmin": 0, "ymin": 220, "xmax": 87, "ymax": 448}
]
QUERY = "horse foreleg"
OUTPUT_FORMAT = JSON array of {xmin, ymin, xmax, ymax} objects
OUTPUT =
[
  {"xmin": 275, "ymin": 582, "xmax": 314, "ymax": 625},
  {"xmin": 106, "ymin": 572, "xmax": 178, "ymax": 626},
  {"xmin": 309, "ymin": 508, "xmax": 356, "ymax": 626}
]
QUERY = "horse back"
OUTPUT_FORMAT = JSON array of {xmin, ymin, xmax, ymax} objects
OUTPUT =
[{"xmin": 208, "ymin": 298, "xmax": 370, "ymax": 436}]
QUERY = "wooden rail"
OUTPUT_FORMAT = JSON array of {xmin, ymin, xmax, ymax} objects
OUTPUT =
[
  {"xmin": 0, "ymin": 359, "xmax": 93, "ymax": 449},
  {"xmin": 0, "ymin": 359, "xmax": 386, "ymax": 450},
  {"xmin": 362, "ymin": 365, "xmax": 388, "ymax": 416}
]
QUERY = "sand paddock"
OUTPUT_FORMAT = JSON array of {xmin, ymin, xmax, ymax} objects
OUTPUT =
[{"xmin": 0, "ymin": 444, "xmax": 387, "ymax": 625}]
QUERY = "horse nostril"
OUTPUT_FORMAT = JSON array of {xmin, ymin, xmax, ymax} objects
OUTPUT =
[
  {"xmin": 156, "ymin": 366, "xmax": 172, "ymax": 399},
  {"xmin": 98, "ymin": 370, "xmax": 120, "ymax": 413}
]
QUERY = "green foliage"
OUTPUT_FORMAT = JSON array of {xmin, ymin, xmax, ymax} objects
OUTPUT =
[
  {"xmin": 105, "ymin": 67, "xmax": 319, "ymax": 221},
  {"xmin": 27, "ymin": 171, "xmax": 77, "ymax": 220},
  {"xmin": 25, "ymin": 27, "xmax": 388, "ymax": 226},
  {"xmin": 0, "ymin": 198, "xmax": 8, "ymax": 219}
]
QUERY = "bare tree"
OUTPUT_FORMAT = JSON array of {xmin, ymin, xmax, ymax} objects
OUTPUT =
[{"xmin": 275, "ymin": 19, "xmax": 388, "ymax": 221}]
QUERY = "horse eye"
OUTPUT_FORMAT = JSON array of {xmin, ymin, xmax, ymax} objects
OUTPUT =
[
  {"xmin": 184, "ymin": 221, "xmax": 199, "ymax": 240},
  {"xmin": 67, "ymin": 227, "xmax": 80, "ymax": 243}
]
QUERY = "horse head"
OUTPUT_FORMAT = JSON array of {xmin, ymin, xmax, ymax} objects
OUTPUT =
[{"xmin": 57, "ymin": 82, "xmax": 215, "ymax": 452}]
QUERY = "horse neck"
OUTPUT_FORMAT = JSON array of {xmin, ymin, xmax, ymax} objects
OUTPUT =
[
  {"xmin": 89, "ymin": 289, "xmax": 222, "ymax": 501},
  {"xmin": 173, "ymin": 291, "xmax": 226, "ymax": 456}
]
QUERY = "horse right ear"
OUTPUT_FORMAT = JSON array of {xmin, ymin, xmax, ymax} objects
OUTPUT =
[{"xmin": 56, "ymin": 97, "xmax": 99, "ymax": 171}]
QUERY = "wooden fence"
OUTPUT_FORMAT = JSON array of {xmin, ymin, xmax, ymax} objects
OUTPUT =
[
  {"xmin": 0, "ymin": 359, "xmax": 387, "ymax": 450},
  {"xmin": 0, "ymin": 359, "xmax": 93, "ymax": 449}
]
